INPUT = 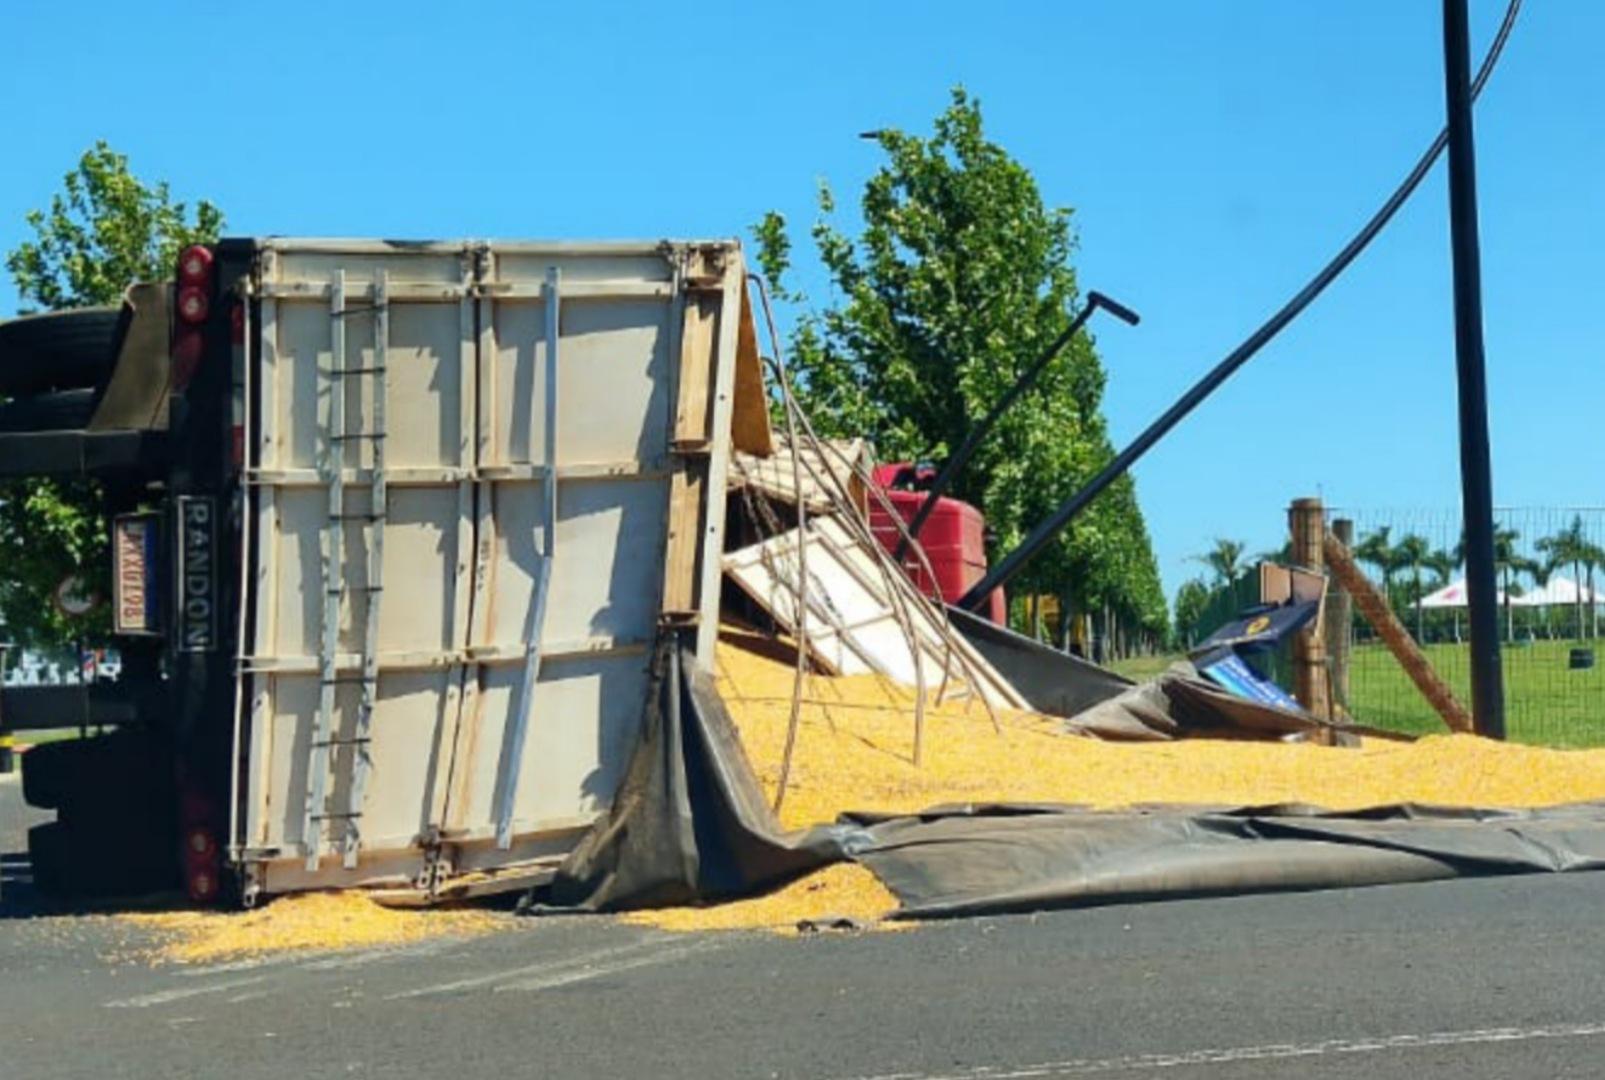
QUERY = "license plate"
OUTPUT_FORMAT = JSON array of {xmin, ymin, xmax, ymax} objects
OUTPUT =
[{"xmin": 114, "ymin": 514, "xmax": 161, "ymax": 636}]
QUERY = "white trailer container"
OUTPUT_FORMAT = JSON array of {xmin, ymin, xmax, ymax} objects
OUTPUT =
[{"xmin": 231, "ymin": 239, "xmax": 757, "ymax": 902}]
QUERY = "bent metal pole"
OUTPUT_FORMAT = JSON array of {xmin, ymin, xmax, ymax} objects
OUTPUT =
[
  {"xmin": 892, "ymin": 290, "xmax": 1139, "ymax": 562},
  {"xmin": 1442, "ymin": 0, "xmax": 1506, "ymax": 739}
]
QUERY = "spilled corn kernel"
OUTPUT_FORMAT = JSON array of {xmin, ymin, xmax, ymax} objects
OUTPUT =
[{"xmin": 122, "ymin": 889, "xmax": 510, "ymax": 964}]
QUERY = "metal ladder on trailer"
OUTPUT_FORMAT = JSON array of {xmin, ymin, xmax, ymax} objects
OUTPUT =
[
  {"xmin": 303, "ymin": 270, "xmax": 390, "ymax": 871},
  {"xmin": 490, "ymin": 267, "xmax": 560, "ymax": 851}
]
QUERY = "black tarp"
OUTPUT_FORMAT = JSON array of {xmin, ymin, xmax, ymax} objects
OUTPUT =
[
  {"xmin": 945, "ymin": 604, "xmax": 1135, "ymax": 723},
  {"xmin": 524, "ymin": 636, "xmax": 1605, "ymax": 920},
  {"xmin": 945, "ymin": 604, "xmax": 1360, "ymax": 743},
  {"xmin": 841, "ymin": 801, "xmax": 1605, "ymax": 918},
  {"xmin": 527, "ymin": 637, "xmax": 839, "ymax": 913}
]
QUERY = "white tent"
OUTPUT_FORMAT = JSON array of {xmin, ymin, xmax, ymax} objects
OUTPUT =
[
  {"xmin": 1420, "ymin": 579, "xmax": 1475, "ymax": 609},
  {"xmin": 1418, "ymin": 578, "xmax": 1521, "ymax": 608},
  {"xmin": 1419, "ymin": 575, "xmax": 1601, "ymax": 610},
  {"xmin": 1515, "ymin": 575, "xmax": 1603, "ymax": 607}
]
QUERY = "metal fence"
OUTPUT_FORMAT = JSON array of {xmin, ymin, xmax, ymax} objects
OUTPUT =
[{"xmin": 1325, "ymin": 507, "xmax": 1605, "ymax": 748}]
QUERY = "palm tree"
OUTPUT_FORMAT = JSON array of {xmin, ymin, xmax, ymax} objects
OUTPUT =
[
  {"xmin": 1584, "ymin": 540, "xmax": 1605, "ymax": 640},
  {"xmin": 1354, "ymin": 527, "xmax": 1406, "ymax": 614},
  {"xmin": 1191, "ymin": 538, "xmax": 1247, "ymax": 590},
  {"xmin": 1537, "ymin": 515, "xmax": 1592, "ymax": 640},
  {"xmin": 1425, "ymin": 547, "xmax": 1457, "ymax": 587},
  {"xmin": 1395, "ymin": 533, "xmax": 1433, "ymax": 642},
  {"xmin": 1491, "ymin": 526, "xmax": 1539, "ymax": 642},
  {"xmin": 1450, "ymin": 529, "xmax": 1534, "ymax": 641}
]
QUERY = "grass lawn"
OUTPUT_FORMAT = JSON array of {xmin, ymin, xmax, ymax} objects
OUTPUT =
[
  {"xmin": 1109, "ymin": 639, "xmax": 1605, "ymax": 748},
  {"xmin": 1107, "ymin": 653, "xmax": 1179, "ymax": 682},
  {"xmin": 1346, "ymin": 638, "xmax": 1605, "ymax": 748}
]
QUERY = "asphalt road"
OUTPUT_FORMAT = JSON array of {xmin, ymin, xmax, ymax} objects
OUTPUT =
[{"xmin": 4, "ymin": 772, "xmax": 1605, "ymax": 1080}]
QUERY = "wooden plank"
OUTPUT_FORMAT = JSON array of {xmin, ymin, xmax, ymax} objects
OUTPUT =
[
  {"xmin": 723, "ymin": 519, "xmax": 1029, "ymax": 711},
  {"xmin": 729, "ymin": 282, "xmax": 775, "ymax": 456},
  {"xmin": 1324, "ymin": 531, "xmax": 1475, "ymax": 734},
  {"xmin": 673, "ymin": 290, "xmax": 719, "ymax": 449},
  {"xmin": 729, "ymin": 437, "xmax": 869, "ymax": 514},
  {"xmin": 660, "ymin": 461, "xmax": 704, "ymax": 617}
]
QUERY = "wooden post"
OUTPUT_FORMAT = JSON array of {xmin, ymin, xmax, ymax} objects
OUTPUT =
[
  {"xmin": 1324, "ymin": 530, "xmax": 1475, "ymax": 734},
  {"xmin": 1326, "ymin": 517, "xmax": 1354, "ymax": 711},
  {"xmin": 1289, "ymin": 498, "xmax": 1332, "ymax": 724}
]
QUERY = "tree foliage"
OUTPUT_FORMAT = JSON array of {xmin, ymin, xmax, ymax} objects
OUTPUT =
[
  {"xmin": 1172, "ymin": 577, "xmax": 1214, "ymax": 648},
  {"xmin": 754, "ymin": 88, "xmax": 1166, "ymax": 638},
  {"xmin": 7, "ymin": 141, "xmax": 223, "ymax": 310},
  {"xmin": 2, "ymin": 142, "xmax": 223, "ymax": 649},
  {"xmin": 1190, "ymin": 537, "xmax": 1247, "ymax": 589}
]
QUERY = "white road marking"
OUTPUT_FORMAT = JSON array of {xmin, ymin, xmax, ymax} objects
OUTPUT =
[
  {"xmin": 385, "ymin": 936, "xmax": 681, "ymax": 1000},
  {"xmin": 298, "ymin": 938, "xmax": 459, "ymax": 972},
  {"xmin": 105, "ymin": 975, "xmax": 269, "ymax": 1009},
  {"xmin": 493, "ymin": 939, "xmax": 717, "ymax": 992},
  {"xmin": 843, "ymin": 1020, "xmax": 1605, "ymax": 1079},
  {"xmin": 177, "ymin": 952, "xmax": 308, "ymax": 977},
  {"xmin": 174, "ymin": 936, "xmax": 462, "ymax": 979}
]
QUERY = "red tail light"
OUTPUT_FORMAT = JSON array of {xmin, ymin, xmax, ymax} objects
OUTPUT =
[
  {"xmin": 177, "ymin": 285, "xmax": 209, "ymax": 324},
  {"xmin": 178, "ymin": 245, "xmax": 214, "ymax": 284}
]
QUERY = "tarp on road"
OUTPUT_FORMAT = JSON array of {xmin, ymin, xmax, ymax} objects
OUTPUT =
[{"xmin": 523, "ymin": 636, "xmax": 1605, "ymax": 920}]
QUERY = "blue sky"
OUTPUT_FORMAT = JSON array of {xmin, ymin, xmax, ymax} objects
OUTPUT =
[{"xmin": 2, "ymin": 1, "xmax": 1598, "ymax": 603}]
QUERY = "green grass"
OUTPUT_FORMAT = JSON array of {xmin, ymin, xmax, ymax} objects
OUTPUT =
[
  {"xmin": 1109, "ymin": 640, "xmax": 1605, "ymax": 748},
  {"xmin": 1108, "ymin": 654, "xmax": 1180, "ymax": 682},
  {"xmin": 1346, "ymin": 638, "xmax": 1605, "ymax": 748}
]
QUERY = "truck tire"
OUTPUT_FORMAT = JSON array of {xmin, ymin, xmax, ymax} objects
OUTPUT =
[
  {"xmin": 0, "ymin": 308, "xmax": 122, "ymax": 395},
  {"xmin": 26, "ymin": 821, "xmax": 71, "ymax": 896},
  {"xmin": 20, "ymin": 739, "xmax": 75, "ymax": 810},
  {"xmin": 20, "ymin": 731, "xmax": 171, "ymax": 812},
  {"xmin": 0, "ymin": 388, "xmax": 97, "ymax": 433}
]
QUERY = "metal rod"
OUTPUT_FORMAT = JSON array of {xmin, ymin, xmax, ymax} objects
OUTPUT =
[
  {"xmin": 1442, "ymin": 0, "xmax": 1506, "ymax": 739},
  {"xmin": 956, "ymin": 0, "xmax": 1522, "ymax": 613},
  {"xmin": 893, "ymin": 291, "xmax": 1138, "ymax": 561}
]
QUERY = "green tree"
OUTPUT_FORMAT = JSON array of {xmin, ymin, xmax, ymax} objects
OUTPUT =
[
  {"xmin": 3, "ymin": 142, "xmax": 223, "ymax": 649},
  {"xmin": 1449, "ymin": 527, "xmax": 1536, "ymax": 641},
  {"xmin": 1173, "ymin": 577, "xmax": 1213, "ymax": 649},
  {"xmin": 1537, "ymin": 514, "xmax": 1594, "ymax": 640},
  {"xmin": 1487, "ymin": 526, "xmax": 1539, "ymax": 642},
  {"xmin": 1191, "ymin": 537, "xmax": 1248, "ymax": 590},
  {"xmin": 1395, "ymin": 533, "xmax": 1433, "ymax": 642},
  {"xmin": 1355, "ymin": 526, "xmax": 1406, "ymax": 613},
  {"xmin": 1582, "ymin": 540, "xmax": 1605, "ymax": 640},
  {"xmin": 1425, "ymin": 546, "xmax": 1458, "ymax": 587},
  {"xmin": 754, "ymin": 88, "xmax": 1166, "ymax": 641},
  {"xmin": 7, "ymin": 141, "xmax": 223, "ymax": 309}
]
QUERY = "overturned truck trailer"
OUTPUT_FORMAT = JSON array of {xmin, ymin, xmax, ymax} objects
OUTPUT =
[{"xmin": 10, "ymin": 238, "xmax": 771, "ymax": 904}]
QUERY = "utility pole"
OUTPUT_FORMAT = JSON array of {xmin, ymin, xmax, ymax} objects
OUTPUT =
[{"xmin": 1442, "ymin": 0, "xmax": 1506, "ymax": 738}]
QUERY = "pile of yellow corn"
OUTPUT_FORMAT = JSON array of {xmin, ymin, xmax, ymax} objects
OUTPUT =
[
  {"xmin": 626, "ymin": 628, "xmax": 1605, "ymax": 933},
  {"xmin": 118, "ymin": 629, "xmax": 1605, "ymax": 948},
  {"xmin": 122, "ymin": 889, "xmax": 510, "ymax": 964}
]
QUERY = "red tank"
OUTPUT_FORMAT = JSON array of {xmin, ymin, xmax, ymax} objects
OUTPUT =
[{"xmin": 868, "ymin": 463, "xmax": 1007, "ymax": 624}]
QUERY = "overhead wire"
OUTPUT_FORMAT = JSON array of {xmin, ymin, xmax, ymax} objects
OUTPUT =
[{"xmin": 964, "ymin": 0, "xmax": 1525, "ymax": 607}]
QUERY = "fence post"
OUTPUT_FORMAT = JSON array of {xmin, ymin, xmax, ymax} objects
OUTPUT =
[
  {"xmin": 1325, "ymin": 530, "xmax": 1475, "ymax": 733},
  {"xmin": 1289, "ymin": 497, "xmax": 1333, "ymax": 727},
  {"xmin": 1326, "ymin": 517, "xmax": 1354, "ymax": 711}
]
